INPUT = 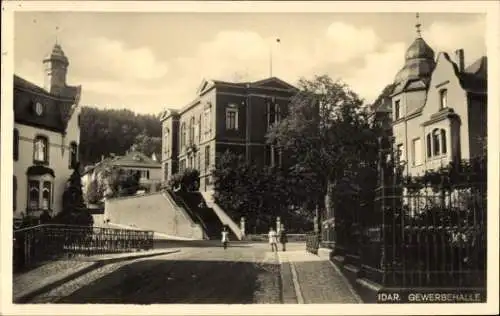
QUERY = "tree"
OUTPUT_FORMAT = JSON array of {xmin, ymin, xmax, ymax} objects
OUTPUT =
[
  {"xmin": 53, "ymin": 164, "xmax": 94, "ymax": 226},
  {"xmin": 212, "ymin": 151, "xmax": 314, "ymax": 233},
  {"xmin": 128, "ymin": 132, "xmax": 162, "ymax": 159},
  {"xmin": 266, "ymin": 75, "xmax": 381, "ymax": 228},
  {"xmin": 84, "ymin": 178, "xmax": 101, "ymax": 204},
  {"xmin": 79, "ymin": 107, "xmax": 163, "ymax": 167}
]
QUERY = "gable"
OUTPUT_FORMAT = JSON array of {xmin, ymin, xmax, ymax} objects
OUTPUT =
[
  {"xmin": 196, "ymin": 79, "xmax": 214, "ymax": 95},
  {"xmin": 422, "ymin": 52, "xmax": 466, "ymax": 117},
  {"xmin": 251, "ymin": 77, "xmax": 297, "ymax": 91}
]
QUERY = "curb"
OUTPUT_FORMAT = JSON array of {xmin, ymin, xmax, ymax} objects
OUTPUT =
[{"xmin": 14, "ymin": 249, "xmax": 181, "ymax": 303}]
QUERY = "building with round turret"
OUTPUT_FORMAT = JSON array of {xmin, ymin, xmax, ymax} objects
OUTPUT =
[
  {"xmin": 13, "ymin": 42, "xmax": 82, "ymax": 225},
  {"xmin": 384, "ymin": 15, "xmax": 487, "ymax": 176}
]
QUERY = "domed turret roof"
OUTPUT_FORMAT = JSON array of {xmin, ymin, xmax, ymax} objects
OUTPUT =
[
  {"xmin": 43, "ymin": 43, "xmax": 69, "ymax": 65},
  {"xmin": 393, "ymin": 35, "xmax": 435, "ymax": 87},
  {"xmin": 405, "ymin": 37, "xmax": 435, "ymax": 61}
]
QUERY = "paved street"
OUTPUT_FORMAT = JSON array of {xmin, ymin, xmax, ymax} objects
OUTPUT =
[
  {"xmin": 25, "ymin": 241, "xmax": 360, "ymax": 304},
  {"xmin": 34, "ymin": 241, "xmax": 284, "ymax": 304}
]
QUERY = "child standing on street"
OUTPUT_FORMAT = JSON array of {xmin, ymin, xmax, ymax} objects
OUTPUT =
[
  {"xmin": 268, "ymin": 227, "xmax": 278, "ymax": 252},
  {"xmin": 221, "ymin": 226, "xmax": 229, "ymax": 250}
]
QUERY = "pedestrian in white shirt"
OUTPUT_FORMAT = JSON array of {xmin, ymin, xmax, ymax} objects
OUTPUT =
[{"xmin": 268, "ymin": 227, "xmax": 278, "ymax": 252}]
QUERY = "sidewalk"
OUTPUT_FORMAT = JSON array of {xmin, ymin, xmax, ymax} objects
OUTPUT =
[
  {"xmin": 13, "ymin": 248, "xmax": 180, "ymax": 303},
  {"xmin": 277, "ymin": 250, "xmax": 363, "ymax": 304}
]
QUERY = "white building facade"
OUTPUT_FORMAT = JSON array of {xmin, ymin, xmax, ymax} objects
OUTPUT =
[{"xmin": 13, "ymin": 43, "xmax": 82, "ymax": 222}]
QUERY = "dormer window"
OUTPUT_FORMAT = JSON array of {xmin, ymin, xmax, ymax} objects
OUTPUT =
[
  {"xmin": 439, "ymin": 89, "xmax": 448, "ymax": 109},
  {"xmin": 34, "ymin": 102, "xmax": 44, "ymax": 116}
]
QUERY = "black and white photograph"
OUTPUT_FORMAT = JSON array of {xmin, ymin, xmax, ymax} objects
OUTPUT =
[{"xmin": 1, "ymin": 1, "xmax": 498, "ymax": 315}]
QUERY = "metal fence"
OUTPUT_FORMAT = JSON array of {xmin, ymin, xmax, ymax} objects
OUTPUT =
[
  {"xmin": 13, "ymin": 224, "xmax": 154, "ymax": 272},
  {"xmin": 306, "ymin": 231, "xmax": 320, "ymax": 254},
  {"xmin": 320, "ymin": 136, "xmax": 487, "ymax": 289}
]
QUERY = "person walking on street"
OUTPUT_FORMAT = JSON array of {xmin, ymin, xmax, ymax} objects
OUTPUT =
[
  {"xmin": 279, "ymin": 225, "xmax": 288, "ymax": 252},
  {"xmin": 221, "ymin": 226, "xmax": 229, "ymax": 250},
  {"xmin": 268, "ymin": 227, "xmax": 278, "ymax": 252}
]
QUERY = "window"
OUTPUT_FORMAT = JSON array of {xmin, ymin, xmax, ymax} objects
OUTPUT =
[
  {"xmin": 268, "ymin": 102, "xmax": 276, "ymax": 127},
  {"xmin": 441, "ymin": 129, "xmax": 447, "ymax": 154},
  {"xmin": 426, "ymin": 134, "xmax": 432, "ymax": 158},
  {"xmin": 205, "ymin": 145, "xmax": 210, "ymax": 171},
  {"xmin": 226, "ymin": 106, "xmax": 238, "ymax": 130},
  {"xmin": 33, "ymin": 136, "xmax": 48, "ymax": 163},
  {"xmin": 427, "ymin": 128, "xmax": 448, "ymax": 158},
  {"xmin": 13, "ymin": 176, "xmax": 17, "ymax": 212},
  {"xmin": 140, "ymin": 170, "xmax": 150, "ymax": 179},
  {"xmin": 179, "ymin": 159, "xmax": 186, "ymax": 173},
  {"xmin": 412, "ymin": 138, "xmax": 422, "ymax": 166},
  {"xmin": 42, "ymin": 181, "xmax": 52, "ymax": 210},
  {"xmin": 198, "ymin": 115, "xmax": 202, "ymax": 142},
  {"xmin": 180, "ymin": 122, "xmax": 186, "ymax": 150},
  {"xmin": 69, "ymin": 142, "xmax": 78, "ymax": 169},
  {"xmin": 189, "ymin": 116, "xmax": 195, "ymax": 145},
  {"xmin": 204, "ymin": 109, "xmax": 211, "ymax": 136},
  {"xmin": 394, "ymin": 100, "xmax": 401, "ymax": 120},
  {"xmin": 396, "ymin": 144, "xmax": 404, "ymax": 162},
  {"xmin": 164, "ymin": 128, "xmax": 170, "ymax": 155},
  {"xmin": 28, "ymin": 180, "xmax": 39, "ymax": 210},
  {"xmin": 275, "ymin": 103, "xmax": 281, "ymax": 123},
  {"xmin": 440, "ymin": 89, "xmax": 448, "ymax": 109},
  {"xmin": 13, "ymin": 129, "xmax": 19, "ymax": 161},
  {"xmin": 432, "ymin": 129, "xmax": 440, "ymax": 156}
]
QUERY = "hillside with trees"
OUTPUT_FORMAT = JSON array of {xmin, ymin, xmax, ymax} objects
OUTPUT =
[{"xmin": 78, "ymin": 106, "xmax": 163, "ymax": 167}]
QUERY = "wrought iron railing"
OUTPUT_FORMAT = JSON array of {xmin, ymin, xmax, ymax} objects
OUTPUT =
[
  {"xmin": 305, "ymin": 231, "xmax": 320, "ymax": 254},
  {"xmin": 13, "ymin": 224, "xmax": 154, "ymax": 272}
]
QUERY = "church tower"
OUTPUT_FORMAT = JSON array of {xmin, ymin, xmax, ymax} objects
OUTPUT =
[{"xmin": 43, "ymin": 43, "xmax": 69, "ymax": 95}]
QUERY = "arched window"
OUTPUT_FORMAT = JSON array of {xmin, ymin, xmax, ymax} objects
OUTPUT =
[
  {"xmin": 28, "ymin": 180, "xmax": 39, "ymax": 210},
  {"xmin": 33, "ymin": 135, "xmax": 49, "ymax": 163},
  {"xmin": 432, "ymin": 129, "xmax": 440, "ymax": 156},
  {"xmin": 440, "ymin": 129, "xmax": 447, "ymax": 154},
  {"xmin": 42, "ymin": 181, "xmax": 52, "ymax": 210},
  {"xmin": 69, "ymin": 142, "xmax": 78, "ymax": 169},
  {"xmin": 13, "ymin": 129, "xmax": 19, "ymax": 161}
]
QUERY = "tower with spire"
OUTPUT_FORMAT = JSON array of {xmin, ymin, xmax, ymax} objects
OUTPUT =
[
  {"xmin": 391, "ymin": 13, "xmax": 436, "ymax": 116},
  {"xmin": 43, "ymin": 29, "xmax": 69, "ymax": 95}
]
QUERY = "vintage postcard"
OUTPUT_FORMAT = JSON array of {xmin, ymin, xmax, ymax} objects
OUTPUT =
[{"xmin": 1, "ymin": 1, "xmax": 498, "ymax": 315}]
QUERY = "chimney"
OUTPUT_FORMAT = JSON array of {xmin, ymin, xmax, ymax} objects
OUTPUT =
[{"xmin": 455, "ymin": 49, "xmax": 465, "ymax": 72}]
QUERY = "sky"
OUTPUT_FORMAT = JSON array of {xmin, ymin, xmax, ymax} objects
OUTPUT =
[{"xmin": 14, "ymin": 12, "xmax": 486, "ymax": 115}]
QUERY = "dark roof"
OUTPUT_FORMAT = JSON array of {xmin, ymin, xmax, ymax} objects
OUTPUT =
[
  {"xmin": 460, "ymin": 56, "xmax": 487, "ymax": 93},
  {"xmin": 14, "ymin": 75, "xmax": 80, "ymax": 133}
]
